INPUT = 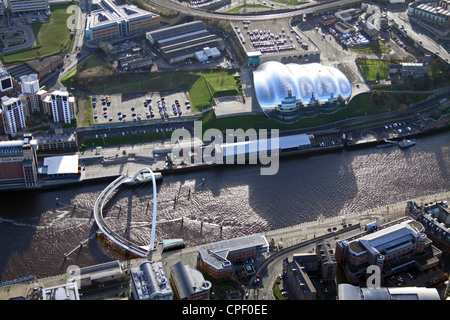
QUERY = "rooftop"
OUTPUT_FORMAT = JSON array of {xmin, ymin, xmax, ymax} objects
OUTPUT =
[
  {"xmin": 42, "ymin": 155, "xmax": 79, "ymax": 175},
  {"xmin": 198, "ymin": 234, "xmax": 269, "ymax": 270}
]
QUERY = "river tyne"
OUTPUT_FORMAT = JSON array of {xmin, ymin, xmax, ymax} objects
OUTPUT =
[{"xmin": 0, "ymin": 132, "xmax": 448, "ymax": 281}]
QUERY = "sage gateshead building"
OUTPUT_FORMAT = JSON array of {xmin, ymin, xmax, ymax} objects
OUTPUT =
[
  {"xmin": 253, "ymin": 61, "xmax": 352, "ymax": 123},
  {"xmin": 85, "ymin": 0, "xmax": 160, "ymax": 44}
]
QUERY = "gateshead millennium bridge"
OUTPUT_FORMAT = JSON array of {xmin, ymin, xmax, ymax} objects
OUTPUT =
[{"xmin": 93, "ymin": 168, "xmax": 160, "ymax": 257}]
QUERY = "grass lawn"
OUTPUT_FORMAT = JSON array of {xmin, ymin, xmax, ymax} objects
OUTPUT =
[
  {"xmin": 350, "ymin": 39, "xmax": 390, "ymax": 55},
  {"xmin": 357, "ymin": 59, "xmax": 392, "ymax": 81},
  {"xmin": 1, "ymin": 3, "xmax": 74, "ymax": 64},
  {"xmin": 225, "ymin": 4, "xmax": 268, "ymax": 14}
]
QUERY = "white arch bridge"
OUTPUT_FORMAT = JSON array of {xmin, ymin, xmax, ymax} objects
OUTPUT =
[{"xmin": 93, "ymin": 168, "xmax": 160, "ymax": 257}]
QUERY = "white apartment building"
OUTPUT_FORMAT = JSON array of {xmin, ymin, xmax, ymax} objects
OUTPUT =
[
  {"xmin": 47, "ymin": 87, "xmax": 76, "ymax": 124},
  {"xmin": 20, "ymin": 74, "xmax": 40, "ymax": 113},
  {"xmin": 0, "ymin": 96, "xmax": 26, "ymax": 137}
]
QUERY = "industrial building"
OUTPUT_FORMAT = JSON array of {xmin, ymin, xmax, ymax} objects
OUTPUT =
[
  {"xmin": 198, "ymin": 234, "xmax": 269, "ymax": 280},
  {"xmin": 338, "ymin": 283, "xmax": 440, "ymax": 300},
  {"xmin": 0, "ymin": 133, "xmax": 39, "ymax": 188},
  {"xmin": 85, "ymin": 0, "xmax": 160, "ymax": 44},
  {"xmin": 146, "ymin": 21, "xmax": 225, "ymax": 64},
  {"xmin": 253, "ymin": 61, "xmax": 352, "ymax": 123},
  {"xmin": 169, "ymin": 261, "xmax": 211, "ymax": 300},
  {"xmin": 231, "ymin": 20, "xmax": 320, "ymax": 66},
  {"xmin": 130, "ymin": 261, "xmax": 173, "ymax": 300},
  {"xmin": 335, "ymin": 217, "xmax": 443, "ymax": 285}
]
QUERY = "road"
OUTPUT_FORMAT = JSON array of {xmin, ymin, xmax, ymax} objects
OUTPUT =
[
  {"xmin": 144, "ymin": 0, "xmax": 363, "ymax": 21},
  {"xmin": 386, "ymin": 5, "xmax": 450, "ymax": 64}
]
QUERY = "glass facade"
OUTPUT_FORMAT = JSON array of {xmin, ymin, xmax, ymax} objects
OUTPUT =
[{"xmin": 253, "ymin": 61, "xmax": 352, "ymax": 123}]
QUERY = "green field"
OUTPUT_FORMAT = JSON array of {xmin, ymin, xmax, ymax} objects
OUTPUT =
[
  {"xmin": 0, "ymin": 3, "xmax": 74, "ymax": 64},
  {"xmin": 357, "ymin": 59, "xmax": 392, "ymax": 81}
]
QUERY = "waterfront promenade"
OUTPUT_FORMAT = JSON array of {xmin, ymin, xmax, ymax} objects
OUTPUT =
[{"xmin": 0, "ymin": 190, "xmax": 448, "ymax": 300}]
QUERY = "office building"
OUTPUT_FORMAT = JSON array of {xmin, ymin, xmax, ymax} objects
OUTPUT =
[
  {"xmin": 0, "ymin": 96, "xmax": 26, "ymax": 137},
  {"xmin": 7, "ymin": 0, "xmax": 48, "ymax": 14},
  {"xmin": 169, "ymin": 261, "xmax": 211, "ymax": 300},
  {"xmin": 85, "ymin": 0, "xmax": 160, "ymax": 44},
  {"xmin": 338, "ymin": 283, "xmax": 440, "ymax": 300},
  {"xmin": 130, "ymin": 261, "xmax": 173, "ymax": 300},
  {"xmin": 335, "ymin": 217, "xmax": 442, "ymax": 285},
  {"xmin": 198, "ymin": 234, "xmax": 269, "ymax": 280},
  {"xmin": 45, "ymin": 87, "xmax": 76, "ymax": 124},
  {"xmin": 0, "ymin": 134, "xmax": 39, "ymax": 188}
]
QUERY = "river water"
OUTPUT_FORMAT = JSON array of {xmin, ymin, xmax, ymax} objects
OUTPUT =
[{"xmin": 0, "ymin": 132, "xmax": 449, "ymax": 281}]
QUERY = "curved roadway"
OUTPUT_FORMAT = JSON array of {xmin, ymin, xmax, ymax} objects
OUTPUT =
[{"xmin": 144, "ymin": 0, "xmax": 362, "ymax": 21}]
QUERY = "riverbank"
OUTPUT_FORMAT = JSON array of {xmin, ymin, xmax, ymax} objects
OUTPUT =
[{"xmin": 1, "ymin": 189, "xmax": 448, "ymax": 300}]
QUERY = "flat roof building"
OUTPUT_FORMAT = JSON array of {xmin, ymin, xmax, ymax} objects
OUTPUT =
[
  {"xmin": 198, "ymin": 234, "xmax": 269, "ymax": 280},
  {"xmin": 335, "ymin": 217, "xmax": 442, "ymax": 285},
  {"xmin": 338, "ymin": 283, "xmax": 440, "ymax": 300},
  {"xmin": 7, "ymin": 0, "xmax": 48, "ymax": 14},
  {"xmin": 85, "ymin": 0, "xmax": 160, "ymax": 44},
  {"xmin": 146, "ymin": 21, "xmax": 224, "ymax": 64}
]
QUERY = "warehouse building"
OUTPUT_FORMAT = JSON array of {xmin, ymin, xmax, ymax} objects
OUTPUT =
[
  {"xmin": 146, "ymin": 21, "xmax": 225, "ymax": 64},
  {"xmin": 85, "ymin": 0, "xmax": 160, "ymax": 44}
]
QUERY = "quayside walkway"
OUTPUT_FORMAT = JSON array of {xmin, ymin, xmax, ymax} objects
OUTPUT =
[{"xmin": 93, "ymin": 168, "xmax": 159, "ymax": 258}]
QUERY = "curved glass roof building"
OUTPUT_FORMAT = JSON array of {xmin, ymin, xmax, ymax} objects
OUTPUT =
[{"xmin": 253, "ymin": 61, "xmax": 352, "ymax": 123}]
